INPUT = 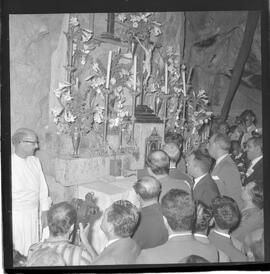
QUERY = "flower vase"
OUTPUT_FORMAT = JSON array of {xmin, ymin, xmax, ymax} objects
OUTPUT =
[
  {"xmin": 71, "ymin": 128, "xmax": 81, "ymax": 158},
  {"xmin": 107, "ymin": 133, "xmax": 120, "ymax": 152},
  {"xmin": 154, "ymin": 94, "xmax": 163, "ymax": 116}
]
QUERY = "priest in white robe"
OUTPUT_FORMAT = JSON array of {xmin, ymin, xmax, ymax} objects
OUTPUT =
[{"xmin": 11, "ymin": 128, "xmax": 51, "ymax": 256}]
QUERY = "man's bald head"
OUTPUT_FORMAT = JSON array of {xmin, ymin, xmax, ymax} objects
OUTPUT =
[{"xmin": 147, "ymin": 150, "xmax": 170, "ymax": 175}]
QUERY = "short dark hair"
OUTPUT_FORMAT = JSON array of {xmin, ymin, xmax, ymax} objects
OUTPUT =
[
  {"xmin": 211, "ymin": 133, "xmax": 231, "ymax": 152},
  {"xmin": 47, "ymin": 202, "xmax": 77, "ymax": 237},
  {"xmin": 194, "ymin": 201, "xmax": 213, "ymax": 233},
  {"xmin": 240, "ymin": 109, "xmax": 257, "ymax": 124},
  {"xmin": 147, "ymin": 150, "xmax": 170, "ymax": 175},
  {"xmin": 180, "ymin": 255, "xmax": 209, "ymax": 264},
  {"xmin": 133, "ymin": 176, "xmax": 161, "ymax": 200},
  {"xmin": 190, "ymin": 150, "xmax": 212, "ymax": 173},
  {"xmin": 107, "ymin": 200, "xmax": 139, "ymax": 238},
  {"xmin": 247, "ymin": 136, "xmax": 263, "ymax": 152},
  {"xmin": 211, "ymin": 196, "xmax": 240, "ymax": 231},
  {"xmin": 161, "ymin": 189, "xmax": 195, "ymax": 232},
  {"xmin": 249, "ymin": 181, "xmax": 263, "ymax": 209},
  {"xmin": 164, "ymin": 132, "xmax": 183, "ymax": 148}
]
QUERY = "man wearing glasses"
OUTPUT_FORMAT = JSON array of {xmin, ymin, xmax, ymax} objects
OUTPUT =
[{"xmin": 11, "ymin": 128, "xmax": 51, "ymax": 257}]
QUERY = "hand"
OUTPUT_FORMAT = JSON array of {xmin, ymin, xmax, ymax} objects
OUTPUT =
[{"xmin": 79, "ymin": 223, "xmax": 90, "ymax": 247}]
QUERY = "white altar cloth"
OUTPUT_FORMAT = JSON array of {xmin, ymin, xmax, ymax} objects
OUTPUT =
[{"xmin": 77, "ymin": 175, "xmax": 140, "ymax": 254}]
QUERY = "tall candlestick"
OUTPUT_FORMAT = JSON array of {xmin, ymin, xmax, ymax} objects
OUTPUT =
[
  {"xmin": 106, "ymin": 51, "xmax": 112, "ymax": 89},
  {"xmin": 133, "ymin": 55, "xmax": 137, "ymax": 91},
  {"xmin": 165, "ymin": 62, "xmax": 168, "ymax": 94},
  {"xmin": 182, "ymin": 65, "xmax": 186, "ymax": 97},
  {"xmin": 187, "ymin": 67, "xmax": 193, "ymax": 84}
]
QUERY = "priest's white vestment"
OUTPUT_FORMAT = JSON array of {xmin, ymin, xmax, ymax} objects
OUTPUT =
[{"xmin": 12, "ymin": 153, "xmax": 50, "ymax": 256}]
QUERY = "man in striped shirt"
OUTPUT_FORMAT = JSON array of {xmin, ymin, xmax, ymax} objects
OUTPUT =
[{"xmin": 27, "ymin": 202, "xmax": 96, "ymax": 266}]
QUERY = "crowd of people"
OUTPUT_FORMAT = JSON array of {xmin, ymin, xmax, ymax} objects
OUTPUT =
[{"xmin": 12, "ymin": 109, "xmax": 264, "ymax": 266}]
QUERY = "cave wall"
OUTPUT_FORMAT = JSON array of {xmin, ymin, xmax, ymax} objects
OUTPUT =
[{"xmin": 9, "ymin": 11, "xmax": 262, "ymax": 143}]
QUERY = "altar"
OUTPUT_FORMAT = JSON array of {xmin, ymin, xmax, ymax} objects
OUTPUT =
[{"xmin": 76, "ymin": 175, "xmax": 140, "ymax": 254}]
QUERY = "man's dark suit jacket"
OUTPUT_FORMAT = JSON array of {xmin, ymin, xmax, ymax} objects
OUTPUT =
[
  {"xmin": 136, "ymin": 234, "xmax": 220, "ymax": 264},
  {"xmin": 208, "ymin": 230, "xmax": 247, "ymax": 262},
  {"xmin": 158, "ymin": 175, "xmax": 191, "ymax": 200},
  {"xmin": 243, "ymin": 158, "xmax": 263, "ymax": 186},
  {"xmin": 137, "ymin": 167, "xmax": 193, "ymax": 186},
  {"xmin": 193, "ymin": 174, "xmax": 220, "ymax": 206},
  {"xmin": 211, "ymin": 155, "xmax": 243, "ymax": 209},
  {"xmin": 92, "ymin": 238, "xmax": 140, "ymax": 265},
  {"xmin": 132, "ymin": 203, "xmax": 168, "ymax": 249}
]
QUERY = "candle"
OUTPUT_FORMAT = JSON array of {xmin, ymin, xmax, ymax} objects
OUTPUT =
[
  {"xmin": 133, "ymin": 55, "xmax": 137, "ymax": 91},
  {"xmin": 182, "ymin": 65, "xmax": 186, "ymax": 96},
  {"xmin": 165, "ymin": 62, "xmax": 168, "ymax": 94},
  {"xmin": 187, "ymin": 67, "xmax": 193, "ymax": 84},
  {"xmin": 106, "ymin": 51, "xmax": 112, "ymax": 89}
]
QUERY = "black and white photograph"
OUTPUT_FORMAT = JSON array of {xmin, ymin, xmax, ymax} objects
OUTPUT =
[{"xmin": 1, "ymin": 1, "xmax": 269, "ymax": 271}]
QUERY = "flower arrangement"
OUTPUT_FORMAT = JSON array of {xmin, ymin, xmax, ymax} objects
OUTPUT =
[
  {"xmin": 51, "ymin": 16, "xmax": 101, "ymax": 135},
  {"xmin": 86, "ymin": 49, "xmax": 135, "ymax": 136},
  {"xmin": 116, "ymin": 12, "xmax": 162, "ymax": 44}
]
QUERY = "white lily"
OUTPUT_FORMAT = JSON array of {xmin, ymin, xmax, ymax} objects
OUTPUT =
[
  {"xmin": 58, "ymin": 81, "xmax": 72, "ymax": 90},
  {"xmin": 64, "ymin": 111, "xmax": 76, "ymax": 123},
  {"xmin": 70, "ymin": 17, "xmax": 80, "ymax": 27}
]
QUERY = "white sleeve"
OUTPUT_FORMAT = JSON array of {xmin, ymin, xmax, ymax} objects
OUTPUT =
[{"xmin": 37, "ymin": 159, "xmax": 51, "ymax": 211}]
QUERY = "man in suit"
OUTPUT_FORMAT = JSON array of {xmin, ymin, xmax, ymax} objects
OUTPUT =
[
  {"xmin": 136, "ymin": 189, "xmax": 220, "ymax": 264},
  {"xmin": 193, "ymin": 201, "xmax": 229, "ymax": 262},
  {"xmin": 209, "ymin": 196, "xmax": 248, "ymax": 262},
  {"xmin": 92, "ymin": 200, "xmax": 140, "ymax": 264},
  {"xmin": 137, "ymin": 142, "xmax": 192, "ymax": 185},
  {"xmin": 163, "ymin": 142, "xmax": 193, "ymax": 184},
  {"xmin": 132, "ymin": 176, "xmax": 168, "ymax": 249},
  {"xmin": 243, "ymin": 136, "xmax": 263, "ymax": 186},
  {"xmin": 208, "ymin": 133, "xmax": 243, "ymax": 209},
  {"xmin": 186, "ymin": 150, "xmax": 220, "ymax": 206},
  {"xmin": 147, "ymin": 150, "xmax": 191, "ymax": 199}
]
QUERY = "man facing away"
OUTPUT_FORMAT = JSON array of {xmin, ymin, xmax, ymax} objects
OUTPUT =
[
  {"xmin": 208, "ymin": 133, "xmax": 243, "ymax": 209},
  {"xmin": 136, "ymin": 189, "xmax": 220, "ymax": 264},
  {"xmin": 12, "ymin": 128, "xmax": 51, "ymax": 256},
  {"xmin": 146, "ymin": 150, "xmax": 191, "ymax": 200},
  {"xmin": 92, "ymin": 200, "xmax": 140, "ymax": 265},
  {"xmin": 163, "ymin": 142, "xmax": 193, "ymax": 185},
  {"xmin": 27, "ymin": 202, "xmax": 95, "ymax": 266},
  {"xmin": 186, "ymin": 150, "xmax": 220, "ymax": 207},
  {"xmin": 208, "ymin": 196, "xmax": 248, "ymax": 262},
  {"xmin": 132, "ymin": 176, "xmax": 168, "ymax": 249}
]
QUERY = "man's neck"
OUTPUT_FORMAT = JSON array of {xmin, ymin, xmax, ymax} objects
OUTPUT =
[
  {"xmin": 14, "ymin": 149, "xmax": 28, "ymax": 159},
  {"xmin": 215, "ymin": 151, "xmax": 228, "ymax": 161},
  {"xmin": 141, "ymin": 200, "xmax": 158, "ymax": 208},
  {"xmin": 214, "ymin": 227, "xmax": 230, "ymax": 235}
]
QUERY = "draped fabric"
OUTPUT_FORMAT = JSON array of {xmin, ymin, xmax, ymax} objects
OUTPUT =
[{"xmin": 12, "ymin": 153, "xmax": 50, "ymax": 256}]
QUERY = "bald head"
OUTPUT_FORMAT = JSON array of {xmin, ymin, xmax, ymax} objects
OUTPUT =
[
  {"xmin": 12, "ymin": 128, "xmax": 37, "ymax": 146},
  {"xmin": 163, "ymin": 142, "xmax": 180, "ymax": 164},
  {"xmin": 133, "ymin": 176, "xmax": 161, "ymax": 201},
  {"xmin": 147, "ymin": 150, "xmax": 170, "ymax": 175}
]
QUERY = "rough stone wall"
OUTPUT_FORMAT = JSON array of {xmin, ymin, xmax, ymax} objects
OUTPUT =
[{"xmin": 10, "ymin": 14, "xmax": 64, "ymax": 137}]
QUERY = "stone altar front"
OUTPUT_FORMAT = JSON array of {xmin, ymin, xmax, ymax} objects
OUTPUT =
[{"xmin": 77, "ymin": 175, "xmax": 139, "ymax": 254}]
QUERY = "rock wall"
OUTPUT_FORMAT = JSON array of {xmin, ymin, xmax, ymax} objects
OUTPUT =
[{"xmin": 9, "ymin": 12, "xmax": 262, "ymax": 201}]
